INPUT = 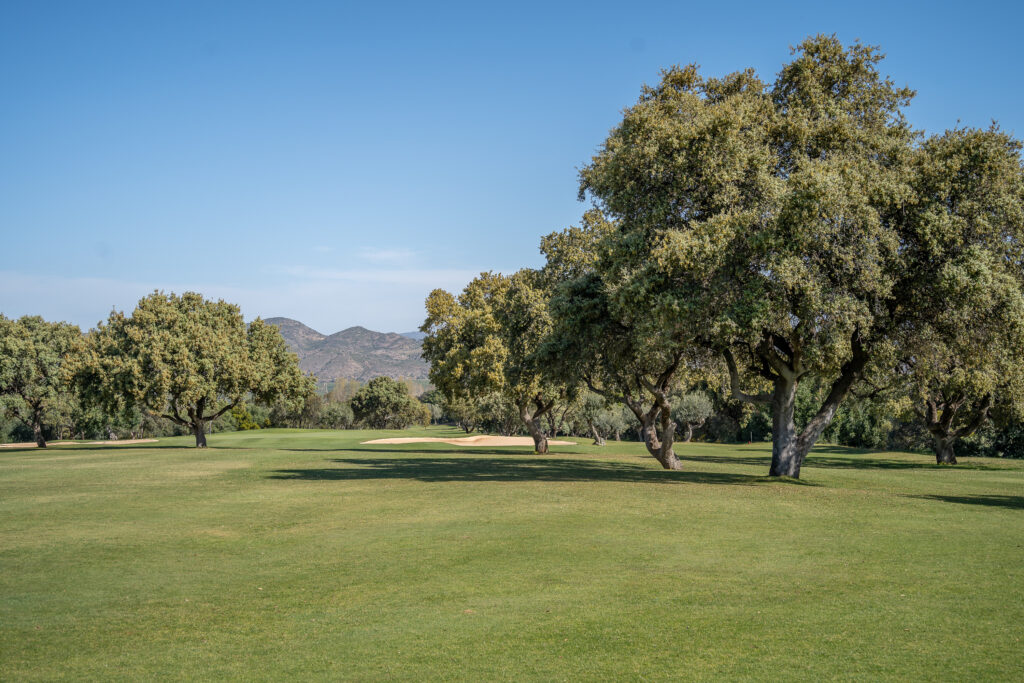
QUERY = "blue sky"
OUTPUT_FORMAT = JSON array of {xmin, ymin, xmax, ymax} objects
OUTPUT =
[{"xmin": 2, "ymin": 1, "xmax": 1022, "ymax": 333}]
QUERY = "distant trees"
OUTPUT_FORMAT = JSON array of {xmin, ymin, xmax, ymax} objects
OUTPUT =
[
  {"xmin": 0, "ymin": 315, "xmax": 81, "ymax": 447},
  {"xmin": 671, "ymin": 392, "xmax": 714, "ymax": 443},
  {"xmin": 350, "ymin": 376, "xmax": 429, "ymax": 429},
  {"xmin": 76, "ymin": 291, "xmax": 311, "ymax": 447}
]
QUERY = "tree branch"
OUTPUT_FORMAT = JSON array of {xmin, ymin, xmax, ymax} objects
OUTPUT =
[
  {"xmin": 723, "ymin": 349, "xmax": 771, "ymax": 404},
  {"xmin": 952, "ymin": 394, "xmax": 993, "ymax": 439}
]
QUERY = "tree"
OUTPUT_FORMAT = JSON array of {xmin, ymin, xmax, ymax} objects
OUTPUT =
[
  {"xmin": 574, "ymin": 35, "xmax": 1024, "ymax": 477},
  {"xmin": 77, "ymin": 291, "xmax": 311, "ymax": 447},
  {"xmin": 671, "ymin": 391, "xmax": 714, "ymax": 442},
  {"xmin": 350, "ymin": 376, "xmax": 419, "ymax": 429},
  {"xmin": 422, "ymin": 270, "xmax": 567, "ymax": 453},
  {"xmin": 541, "ymin": 211, "xmax": 697, "ymax": 469},
  {"xmin": 0, "ymin": 315, "xmax": 81, "ymax": 447},
  {"xmin": 896, "ymin": 129, "xmax": 1024, "ymax": 463}
]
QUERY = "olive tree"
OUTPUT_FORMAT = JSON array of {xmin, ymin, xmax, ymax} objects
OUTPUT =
[{"xmin": 77, "ymin": 291, "xmax": 311, "ymax": 447}]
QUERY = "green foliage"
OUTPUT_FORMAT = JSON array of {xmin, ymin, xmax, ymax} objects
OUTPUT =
[
  {"xmin": 319, "ymin": 401, "xmax": 355, "ymax": 430},
  {"xmin": 350, "ymin": 376, "xmax": 421, "ymax": 429},
  {"xmin": 76, "ymin": 291, "xmax": 311, "ymax": 446},
  {"xmin": 0, "ymin": 315, "xmax": 81, "ymax": 445},
  {"xmin": 231, "ymin": 405, "xmax": 268, "ymax": 431},
  {"xmin": 671, "ymin": 392, "xmax": 714, "ymax": 429}
]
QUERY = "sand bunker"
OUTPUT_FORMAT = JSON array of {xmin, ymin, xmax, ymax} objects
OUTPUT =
[
  {"xmin": 361, "ymin": 435, "xmax": 575, "ymax": 447},
  {"xmin": 0, "ymin": 439, "xmax": 159, "ymax": 449}
]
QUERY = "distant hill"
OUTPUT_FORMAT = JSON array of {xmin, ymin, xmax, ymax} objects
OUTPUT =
[
  {"xmin": 265, "ymin": 317, "xmax": 429, "ymax": 383},
  {"xmin": 398, "ymin": 330, "xmax": 426, "ymax": 341}
]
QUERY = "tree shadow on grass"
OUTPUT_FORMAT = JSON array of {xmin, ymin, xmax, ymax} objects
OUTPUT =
[
  {"xmin": 906, "ymin": 494, "xmax": 1024, "ymax": 510},
  {"xmin": 678, "ymin": 448, "xmax": 1005, "ymax": 472},
  {"xmin": 269, "ymin": 457, "xmax": 766, "ymax": 486}
]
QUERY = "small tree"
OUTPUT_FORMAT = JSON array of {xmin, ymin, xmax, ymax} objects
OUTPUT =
[
  {"xmin": 0, "ymin": 315, "xmax": 81, "ymax": 447},
  {"xmin": 77, "ymin": 291, "xmax": 311, "ymax": 448},
  {"xmin": 350, "ymin": 376, "xmax": 418, "ymax": 429},
  {"xmin": 671, "ymin": 392, "xmax": 714, "ymax": 442}
]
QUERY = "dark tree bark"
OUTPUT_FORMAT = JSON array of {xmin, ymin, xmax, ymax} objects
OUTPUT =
[
  {"xmin": 725, "ymin": 332, "xmax": 869, "ymax": 478},
  {"xmin": 193, "ymin": 421, "xmax": 208, "ymax": 448},
  {"xmin": 32, "ymin": 417, "xmax": 47, "ymax": 448},
  {"xmin": 923, "ymin": 394, "xmax": 991, "ymax": 466},
  {"xmin": 162, "ymin": 397, "xmax": 235, "ymax": 449},
  {"xmin": 520, "ymin": 395, "xmax": 555, "ymax": 454}
]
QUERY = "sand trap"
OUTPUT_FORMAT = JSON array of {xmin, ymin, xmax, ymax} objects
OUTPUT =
[
  {"xmin": 0, "ymin": 439, "xmax": 159, "ymax": 449},
  {"xmin": 361, "ymin": 435, "xmax": 575, "ymax": 447}
]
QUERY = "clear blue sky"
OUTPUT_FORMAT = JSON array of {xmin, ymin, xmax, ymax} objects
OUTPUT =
[{"xmin": 2, "ymin": 0, "xmax": 1021, "ymax": 333}]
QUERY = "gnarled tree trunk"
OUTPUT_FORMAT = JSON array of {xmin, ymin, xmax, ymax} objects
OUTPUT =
[
  {"xmin": 726, "ymin": 333, "xmax": 869, "ymax": 479},
  {"xmin": 923, "ymin": 394, "xmax": 991, "ymax": 466},
  {"xmin": 519, "ymin": 395, "xmax": 555, "ymax": 454},
  {"xmin": 192, "ymin": 420, "xmax": 208, "ymax": 448}
]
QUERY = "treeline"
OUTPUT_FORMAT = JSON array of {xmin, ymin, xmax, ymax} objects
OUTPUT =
[
  {"xmin": 0, "ymin": 301, "xmax": 441, "ymax": 446},
  {"xmin": 419, "ymin": 36, "xmax": 1024, "ymax": 478}
]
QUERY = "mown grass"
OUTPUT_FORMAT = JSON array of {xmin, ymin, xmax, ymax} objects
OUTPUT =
[{"xmin": 1, "ymin": 427, "xmax": 1022, "ymax": 681}]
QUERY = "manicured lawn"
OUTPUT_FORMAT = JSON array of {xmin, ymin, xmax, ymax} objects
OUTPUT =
[{"xmin": 1, "ymin": 427, "xmax": 1022, "ymax": 680}]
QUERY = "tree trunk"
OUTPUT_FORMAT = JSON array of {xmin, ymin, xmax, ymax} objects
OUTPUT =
[
  {"xmin": 934, "ymin": 436, "xmax": 957, "ymax": 465},
  {"xmin": 769, "ymin": 377, "xmax": 804, "ymax": 478},
  {"xmin": 682, "ymin": 423, "xmax": 693, "ymax": 443},
  {"xmin": 33, "ymin": 419, "xmax": 47, "ymax": 448},
  {"xmin": 524, "ymin": 415, "xmax": 548, "ymax": 454},
  {"xmin": 193, "ymin": 421, "xmax": 208, "ymax": 448},
  {"xmin": 589, "ymin": 421, "xmax": 605, "ymax": 446},
  {"xmin": 655, "ymin": 407, "xmax": 682, "ymax": 470}
]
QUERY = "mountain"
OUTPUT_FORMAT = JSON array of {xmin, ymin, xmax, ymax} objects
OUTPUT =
[
  {"xmin": 265, "ymin": 317, "xmax": 429, "ymax": 382},
  {"xmin": 398, "ymin": 330, "xmax": 426, "ymax": 341}
]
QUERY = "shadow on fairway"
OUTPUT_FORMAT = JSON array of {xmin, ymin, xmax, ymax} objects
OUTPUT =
[
  {"xmin": 907, "ymin": 494, "xmax": 1024, "ymax": 510},
  {"xmin": 678, "ymin": 448, "xmax": 1003, "ymax": 472},
  {"xmin": 270, "ymin": 457, "xmax": 762, "ymax": 486}
]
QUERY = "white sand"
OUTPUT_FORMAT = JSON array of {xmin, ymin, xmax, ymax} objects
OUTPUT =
[{"xmin": 361, "ymin": 435, "xmax": 575, "ymax": 447}]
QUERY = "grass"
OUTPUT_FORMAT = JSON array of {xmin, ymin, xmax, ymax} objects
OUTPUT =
[{"xmin": 1, "ymin": 427, "xmax": 1022, "ymax": 681}]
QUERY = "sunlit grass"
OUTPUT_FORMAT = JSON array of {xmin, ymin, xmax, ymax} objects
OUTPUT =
[{"xmin": 1, "ymin": 427, "xmax": 1021, "ymax": 680}]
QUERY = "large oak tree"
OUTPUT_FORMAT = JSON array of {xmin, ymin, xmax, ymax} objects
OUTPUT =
[
  {"xmin": 77, "ymin": 291, "xmax": 311, "ymax": 447},
  {"xmin": 573, "ymin": 35, "xmax": 1024, "ymax": 477}
]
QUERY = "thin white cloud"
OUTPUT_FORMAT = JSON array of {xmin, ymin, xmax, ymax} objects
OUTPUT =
[{"xmin": 356, "ymin": 247, "xmax": 417, "ymax": 265}]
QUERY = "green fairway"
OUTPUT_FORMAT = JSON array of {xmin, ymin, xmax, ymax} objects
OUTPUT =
[{"xmin": 1, "ymin": 427, "xmax": 1022, "ymax": 680}]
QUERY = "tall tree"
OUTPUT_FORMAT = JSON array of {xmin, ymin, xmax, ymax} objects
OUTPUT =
[
  {"xmin": 0, "ymin": 315, "xmax": 81, "ymax": 447},
  {"xmin": 421, "ymin": 270, "xmax": 566, "ymax": 453},
  {"xmin": 77, "ymin": 291, "xmax": 311, "ymax": 447},
  {"xmin": 896, "ymin": 128, "xmax": 1024, "ymax": 463},
  {"xmin": 574, "ymin": 35, "xmax": 1023, "ymax": 477},
  {"xmin": 541, "ymin": 210, "xmax": 696, "ymax": 470}
]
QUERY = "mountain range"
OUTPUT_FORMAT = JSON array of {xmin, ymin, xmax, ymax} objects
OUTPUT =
[{"xmin": 265, "ymin": 317, "xmax": 429, "ymax": 383}]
